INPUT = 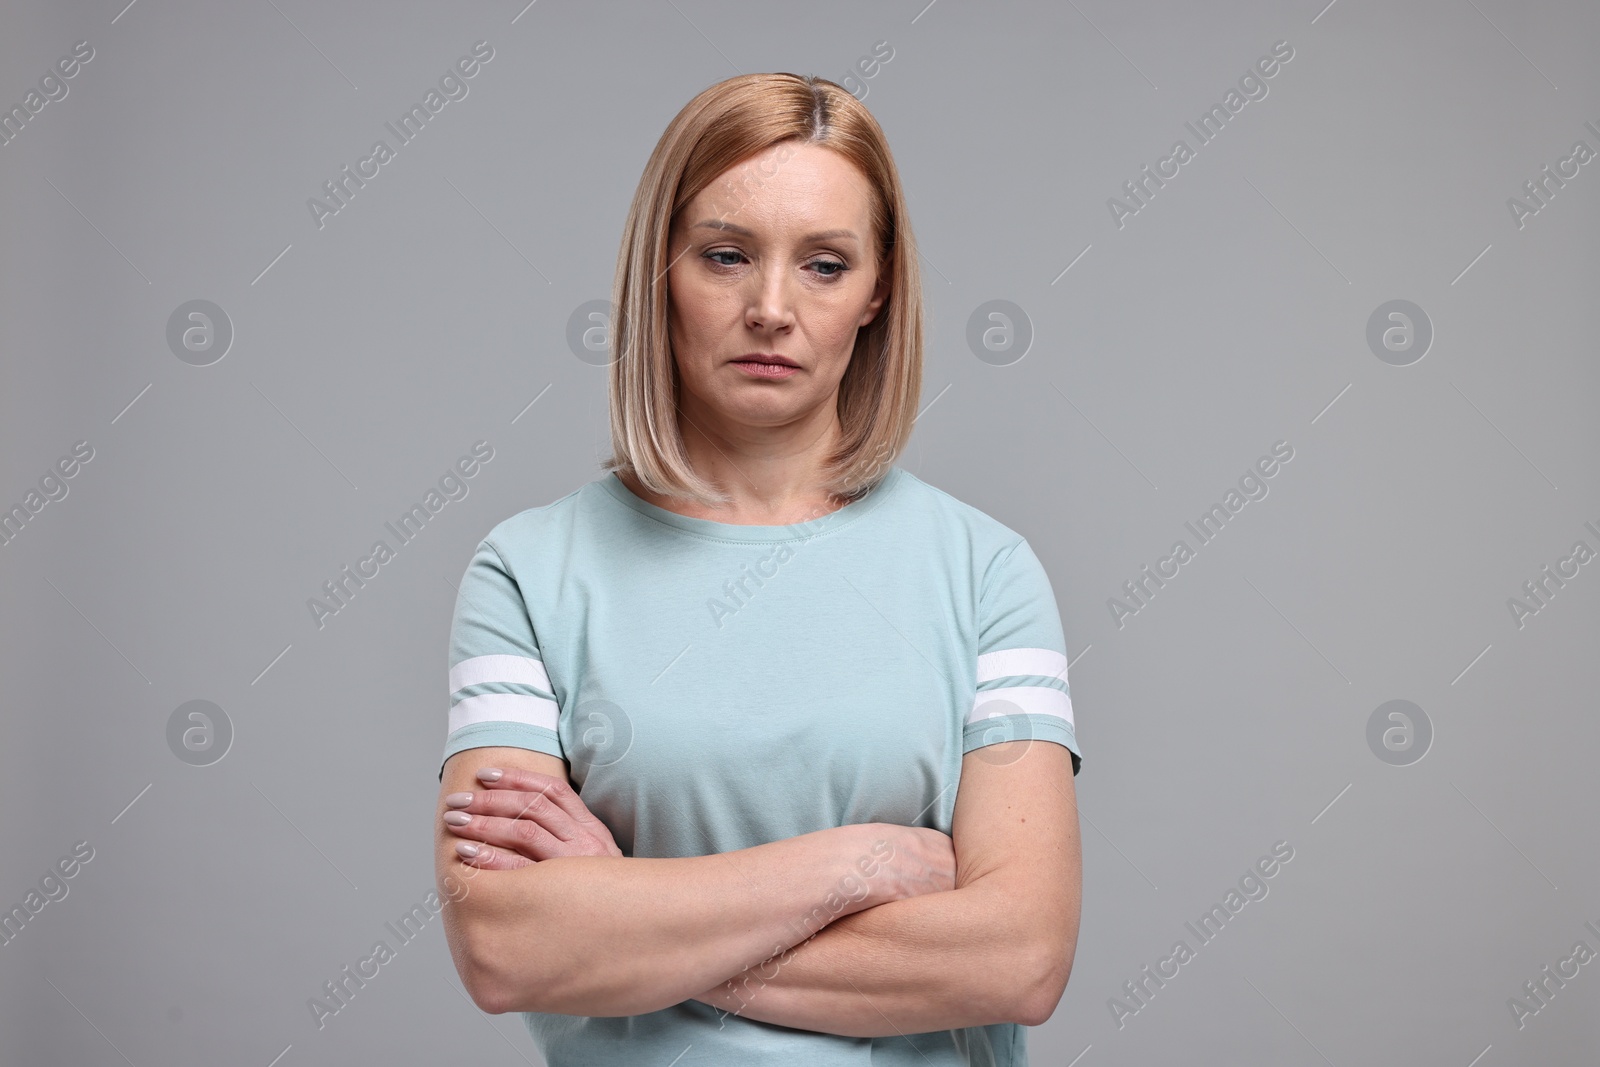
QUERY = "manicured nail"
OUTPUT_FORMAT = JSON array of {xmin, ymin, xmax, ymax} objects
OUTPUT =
[
  {"xmin": 444, "ymin": 792, "xmax": 473, "ymax": 808},
  {"xmin": 477, "ymin": 768, "xmax": 503, "ymax": 782},
  {"xmin": 455, "ymin": 842, "xmax": 480, "ymax": 858},
  {"xmin": 443, "ymin": 811, "xmax": 471, "ymax": 826}
]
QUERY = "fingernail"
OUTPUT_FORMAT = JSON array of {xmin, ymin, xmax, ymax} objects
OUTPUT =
[
  {"xmin": 444, "ymin": 792, "xmax": 473, "ymax": 808},
  {"xmin": 455, "ymin": 842, "xmax": 480, "ymax": 858},
  {"xmin": 477, "ymin": 768, "xmax": 503, "ymax": 782},
  {"xmin": 443, "ymin": 811, "xmax": 471, "ymax": 826}
]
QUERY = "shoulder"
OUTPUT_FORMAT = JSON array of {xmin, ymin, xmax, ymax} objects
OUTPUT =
[
  {"xmin": 886, "ymin": 467, "xmax": 1032, "ymax": 560},
  {"xmin": 473, "ymin": 477, "xmax": 597, "ymax": 564}
]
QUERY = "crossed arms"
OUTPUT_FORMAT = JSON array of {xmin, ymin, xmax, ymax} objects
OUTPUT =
[{"xmin": 432, "ymin": 739, "xmax": 1080, "ymax": 1038}]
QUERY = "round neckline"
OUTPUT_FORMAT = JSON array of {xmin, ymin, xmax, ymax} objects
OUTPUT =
[{"xmin": 599, "ymin": 466, "xmax": 904, "ymax": 543}]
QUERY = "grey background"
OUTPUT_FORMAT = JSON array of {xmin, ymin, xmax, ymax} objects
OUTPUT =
[{"xmin": 3, "ymin": 1, "xmax": 1597, "ymax": 1064}]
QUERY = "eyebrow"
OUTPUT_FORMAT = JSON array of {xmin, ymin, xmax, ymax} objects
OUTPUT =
[{"xmin": 692, "ymin": 219, "xmax": 860, "ymax": 244}]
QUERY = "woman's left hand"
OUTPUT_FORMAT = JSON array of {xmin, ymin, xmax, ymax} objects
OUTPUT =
[{"xmin": 442, "ymin": 767, "xmax": 623, "ymax": 870}]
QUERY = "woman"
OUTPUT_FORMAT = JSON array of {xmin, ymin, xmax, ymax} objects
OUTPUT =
[{"xmin": 433, "ymin": 72, "xmax": 1082, "ymax": 1066}]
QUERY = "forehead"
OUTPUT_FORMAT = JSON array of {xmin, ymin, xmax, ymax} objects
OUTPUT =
[{"xmin": 683, "ymin": 142, "xmax": 875, "ymax": 235}]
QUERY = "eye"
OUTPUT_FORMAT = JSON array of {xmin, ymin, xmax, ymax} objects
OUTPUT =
[{"xmin": 702, "ymin": 249, "xmax": 849, "ymax": 280}]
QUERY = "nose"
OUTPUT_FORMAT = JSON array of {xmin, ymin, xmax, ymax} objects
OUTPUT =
[{"xmin": 745, "ymin": 266, "xmax": 796, "ymax": 332}]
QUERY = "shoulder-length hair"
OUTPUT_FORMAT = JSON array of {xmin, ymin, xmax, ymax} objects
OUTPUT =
[{"xmin": 601, "ymin": 72, "xmax": 923, "ymax": 508}]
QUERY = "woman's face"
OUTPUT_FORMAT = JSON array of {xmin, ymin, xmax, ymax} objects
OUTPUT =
[{"xmin": 664, "ymin": 141, "xmax": 890, "ymax": 441}]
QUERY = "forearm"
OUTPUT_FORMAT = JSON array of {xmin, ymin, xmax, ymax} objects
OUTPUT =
[
  {"xmin": 446, "ymin": 825, "xmax": 897, "ymax": 1017},
  {"xmin": 696, "ymin": 875, "xmax": 1063, "ymax": 1037}
]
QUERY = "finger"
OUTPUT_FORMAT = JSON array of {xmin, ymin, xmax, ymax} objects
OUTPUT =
[
  {"xmin": 445, "ymin": 807, "xmax": 573, "ymax": 862},
  {"xmin": 446, "ymin": 803, "xmax": 621, "ymax": 861},
  {"xmin": 449, "ymin": 776, "xmax": 623, "ymax": 858},
  {"xmin": 453, "ymin": 840, "xmax": 533, "ymax": 870},
  {"xmin": 457, "ymin": 784, "xmax": 586, "ymax": 844},
  {"xmin": 444, "ymin": 788, "xmax": 612, "ymax": 860},
  {"xmin": 474, "ymin": 770, "xmax": 606, "ymax": 841},
  {"xmin": 460, "ymin": 783, "xmax": 592, "ymax": 851}
]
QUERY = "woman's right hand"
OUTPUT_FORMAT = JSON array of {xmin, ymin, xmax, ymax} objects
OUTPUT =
[{"xmin": 870, "ymin": 824, "xmax": 956, "ymax": 902}]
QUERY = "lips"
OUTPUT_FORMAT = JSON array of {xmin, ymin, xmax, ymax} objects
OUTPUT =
[{"xmin": 733, "ymin": 354, "xmax": 800, "ymax": 368}]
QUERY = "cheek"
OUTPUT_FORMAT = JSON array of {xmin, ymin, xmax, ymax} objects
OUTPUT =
[
  {"xmin": 670, "ymin": 271, "xmax": 739, "ymax": 333},
  {"xmin": 665, "ymin": 284, "xmax": 707, "ymax": 354},
  {"xmin": 667, "ymin": 292, "xmax": 744, "ymax": 389},
  {"xmin": 813, "ymin": 304, "xmax": 868, "ymax": 355},
  {"xmin": 674, "ymin": 306, "xmax": 741, "ymax": 365}
]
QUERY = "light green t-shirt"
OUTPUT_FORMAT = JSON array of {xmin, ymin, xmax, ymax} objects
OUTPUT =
[{"xmin": 441, "ymin": 464, "xmax": 1081, "ymax": 1066}]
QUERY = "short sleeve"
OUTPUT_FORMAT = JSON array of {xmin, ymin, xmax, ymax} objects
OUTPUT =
[
  {"xmin": 964, "ymin": 538, "xmax": 1082, "ymax": 775},
  {"xmin": 439, "ymin": 538, "xmax": 564, "ymax": 780}
]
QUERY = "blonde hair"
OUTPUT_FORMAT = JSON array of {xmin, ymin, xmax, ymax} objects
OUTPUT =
[{"xmin": 601, "ymin": 72, "xmax": 923, "ymax": 508}]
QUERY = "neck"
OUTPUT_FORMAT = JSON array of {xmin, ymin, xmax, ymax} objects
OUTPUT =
[{"xmin": 632, "ymin": 406, "xmax": 852, "ymax": 525}]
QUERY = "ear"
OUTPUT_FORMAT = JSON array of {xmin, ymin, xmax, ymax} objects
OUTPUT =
[{"xmin": 860, "ymin": 256, "xmax": 893, "ymax": 327}]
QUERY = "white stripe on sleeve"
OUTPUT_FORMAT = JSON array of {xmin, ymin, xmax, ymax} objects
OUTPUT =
[
  {"xmin": 449, "ymin": 653, "xmax": 552, "ymax": 696},
  {"xmin": 975, "ymin": 647, "xmax": 1068, "ymax": 684},
  {"xmin": 968, "ymin": 685, "xmax": 1074, "ymax": 727},
  {"xmin": 448, "ymin": 692, "xmax": 560, "ymax": 735}
]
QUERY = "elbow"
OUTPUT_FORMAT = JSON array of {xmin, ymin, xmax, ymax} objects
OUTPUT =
[
  {"xmin": 448, "ymin": 907, "xmax": 547, "ymax": 1016},
  {"xmin": 1013, "ymin": 937, "xmax": 1075, "ymax": 1027},
  {"xmin": 459, "ymin": 937, "xmax": 541, "ymax": 1016},
  {"xmin": 459, "ymin": 930, "xmax": 558, "ymax": 1016},
  {"xmin": 474, "ymin": 983, "xmax": 525, "ymax": 1018},
  {"xmin": 451, "ymin": 917, "xmax": 512, "ymax": 1015},
  {"xmin": 1016, "ymin": 973, "xmax": 1068, "ymax": 1028},
  {"xmin": 462, "ymin": 966, "xmax": 511, "ymax": 1016}
]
